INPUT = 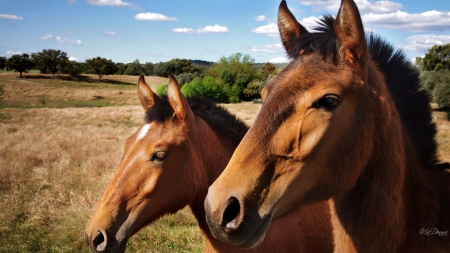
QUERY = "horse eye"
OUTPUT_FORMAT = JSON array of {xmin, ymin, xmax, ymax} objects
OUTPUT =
[
  {"xmin": 313, "ymin": 95, "xmax": 340, "ymax": 111},
  {"xmin": 150, "ymin": 151, "xmax": 167, "ymax": 162}
]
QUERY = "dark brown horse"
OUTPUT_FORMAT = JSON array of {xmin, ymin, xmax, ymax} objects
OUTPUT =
[
  {"xmin": 204, "ymin": 0, "xmax": 450, "ymax": 252},
  {"xmin": 85, "ymin": 75, "xmax": 333, "ymax": 252}
]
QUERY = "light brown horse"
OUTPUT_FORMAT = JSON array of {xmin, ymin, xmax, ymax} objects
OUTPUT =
[
  {"xmin": 204, "ymin": 0, "xmax": 450, "ymax": 252},
  {"xmin": 85, "ymin": 75, "xmax": 333, "ymax": 253}
]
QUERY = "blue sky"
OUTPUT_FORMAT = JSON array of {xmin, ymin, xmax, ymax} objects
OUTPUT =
[{"xmin": 1, "ymin": 0, "xmax": 449, "ymax": 64}]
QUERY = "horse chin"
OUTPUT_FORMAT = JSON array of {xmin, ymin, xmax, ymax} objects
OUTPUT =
[{"xmin": 233, "ymin": 214, "xmax": 272, "ymax": 249}]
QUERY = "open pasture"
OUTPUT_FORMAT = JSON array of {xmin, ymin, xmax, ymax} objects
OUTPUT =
[{"xmin": 0, "ymin": 73, "xmax": 448, "ymax": 252}]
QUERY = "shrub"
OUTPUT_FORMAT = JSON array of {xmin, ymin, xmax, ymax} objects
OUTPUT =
[
  {"xmin": 427, "ymin": 70, "xmax": 450, "ymax": 108},
  {"xmin": 433, "ymin": 79, "xmax": 450, "ymax": 108},
  {"xmin": 155, "ymin": 84, "xmax": 168, "ymax": 96},
  {"xmin": 226, "ymin": 84, "xmax": 242, "ymax": 103},
  {"xmin": 176, "ymin": 72, "xmax": 203, "ymax": 86},
  {"xmin": 181, "ymin": 76, "xmax": 228, "ymax": 102},
  {"xmin": 242, "ymin": 81, "xmax": 261, "ymax": 100}
]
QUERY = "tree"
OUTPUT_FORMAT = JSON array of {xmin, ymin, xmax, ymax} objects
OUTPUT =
[
  {"xmin": 153, "ymin": 58, "xmax": 201, "ymax": 77},
  {"xmin": 115, "ymin": 63, "xmax": 127, "ymax": 75},
  {"xmin": 430, "ymin": 70, "xmax": 450, "ymax": 108},
  {"xmin": 5, "ymin": 54, "xmax": 35, "ymax": 78},
  {"xmin": 416, "ymin": 44, "xmax": 450, "ymax": 71},
  {"xmin": 208, "ymin": 53, "xmax": 255, "ymax": 81},
  {"xmin": 123, "ymin": 59, "xmax": 144, "ymax": 76},
  {"xmin": 208, "ymin": 53, "xmax": 257, "ymax": 100},
  {"xmin": 144, "ymin": 62, "xmax": 154, "ymax": 76},
  {"xmin": 86, "ymin": 57, "xmax": 118, "ymax": 81},
  {"xmin": 32, "ymin": 49, "xmax": 69, "ymax": 79},
  {"xmin": 0, "ymin": 56, "xmax": 7, "ymax": 70},
  {"xmin": 60, "ymin": 61, "xmax": 82, "ymax": 77},
  {"xmin": 261, "ymin": 62, "xmax": 277, "ymax": 80}
]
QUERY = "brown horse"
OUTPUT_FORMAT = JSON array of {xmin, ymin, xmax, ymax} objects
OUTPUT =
[
  {"xmin": 85, "ymin": 75, "xmax": 333, "ymax": 253},
  {"xmin": 204, "ymin": 0, "xmax": 450, "ymax": 252}
]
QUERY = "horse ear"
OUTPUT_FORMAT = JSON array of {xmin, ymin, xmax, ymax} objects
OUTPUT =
[
  {"xmin": 167, "ymin": 74, "xmax": 193, "ymax": 122},
  {"xmin": 138, "ymin": 75, "xmax": 160, "ymax": 111},
  {"xmin": 278, "ymin": 0, "xmax": 309, "ymax": 57},
  {"xmin": 334, "ymin": 0, "xmax": 368, "ymax": 68}
]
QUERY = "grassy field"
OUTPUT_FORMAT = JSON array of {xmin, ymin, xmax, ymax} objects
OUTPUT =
[{"xmin": 0, "ymin": 73, "xmax": 449, "ymax": 253}]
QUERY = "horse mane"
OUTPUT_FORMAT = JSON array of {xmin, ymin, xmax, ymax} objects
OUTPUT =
[
  {"xmin": 145, "ymin": 95, "xmax": 248, "ymax": 147},
  {"xmin": 289, "ymin": 15, "xmax": 445, "ymax": 170}
]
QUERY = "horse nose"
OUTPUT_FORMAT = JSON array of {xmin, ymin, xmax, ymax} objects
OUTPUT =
[
  {"xmin": 221, "ymin": 197, "xmax": 243, "ymax": 233},
  {"xmin": 91, "ymin": 230, "xmax": 108, "ymax": 252}
]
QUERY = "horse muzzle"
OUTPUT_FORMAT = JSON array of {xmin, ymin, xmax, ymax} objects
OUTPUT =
[{"xmin": 204, "ymin": 186, "xmax": 272, "ymax": 249}]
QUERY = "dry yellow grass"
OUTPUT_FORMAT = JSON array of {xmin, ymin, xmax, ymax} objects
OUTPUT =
[
  {"xmin": 0, "ymin": 73, "xmax": 167, "ymax": 108},
  {"xmin": 433, "ymin": 111, "xmax": 450, "ymax": 163}
]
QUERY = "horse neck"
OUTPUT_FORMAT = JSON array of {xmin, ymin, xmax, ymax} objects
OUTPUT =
[
  {"xmin": 330, "ymin": 62, "xmax": 450, "ymax": 252},
  {"xmin": 330, "ymin": 66, "xmax": 409, "ymax": 252},
  {"xmin": 187, "ymin": 116, "xmax": 242, "ymax": 252}
]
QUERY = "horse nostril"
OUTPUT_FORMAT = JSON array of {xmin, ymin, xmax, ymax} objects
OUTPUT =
[
  {"xmin": 92, "ymin": 230, "xmax": 107, "ymax": 252},
  {"xmin": 221, "ymin": 197, "xmax": 241, "ymax": 232}
]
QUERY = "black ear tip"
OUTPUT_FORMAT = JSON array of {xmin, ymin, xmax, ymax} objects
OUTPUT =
[{"xmin": 138, "ymin": 74, "xmax": 146, "ymax": 84}]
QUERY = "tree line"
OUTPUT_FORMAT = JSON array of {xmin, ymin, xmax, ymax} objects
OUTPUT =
[
  {"xmin": 416, "ymin": 43, "xmax": 450, "ymax": 115},
  {"xmin": 0, "ymin": 49, "xmax": 278, "ymax": 102}
]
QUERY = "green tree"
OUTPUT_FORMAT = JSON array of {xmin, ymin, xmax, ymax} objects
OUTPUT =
[
  {"xmin": 431, "ymin": 70, "xmax": 450, "ymax": 108},
  {"xmin": 261, "ymin": 62, "xmax": 277, "ymax": 80},
  {"xmin": 0, "ymin": 56, "xmax": 7, "ymax": 70},
  {"xmin": 86, "ymin": 57, "xmax": 118, "ymax": 81},
  {"xmin": 153, "ymin": 59, "xmax": 201, "ymax": 77},
  {"xmin": 416, "ymin": 44, "xmax": 450, "ymax": 71},
  {"xmin": 60, "ymin": 61, "xmax": 82, "ymax": 77},
  {"xmin": 123, "ymin": 59, "xmax": 144, "ymax": 76},
  {"xmin": 5, "ymin": 54, "xmax": 35, "ymax": 78},
  {"xmin": 115, "ymin": 63, "xmax": 127, "ymax": 75},
  {"xmin": 208, "ymin": 53, "xmax": 256, "ymax": 82},
  {"xmin": 32, "ymin": 49, "xmax": 69, "ymax": 79},
  {"xmin": 144, "ymin": 62, "xmax": 155, "ymax": 76},
  {"xmin": 208, "ymin": 53, "xmax": 256, "ymax": 100}
]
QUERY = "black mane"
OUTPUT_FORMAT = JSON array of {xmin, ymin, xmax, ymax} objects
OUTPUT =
[
  {"xmin": 145, "ymin": 95, "xmax": 248, "ymax": 147},
  {"xmin": 291, "ymin": 16, "xmax": 444, "ymax": 170}
]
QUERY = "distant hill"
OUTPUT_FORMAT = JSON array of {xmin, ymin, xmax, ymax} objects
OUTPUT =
[{"xmin": 189, "ymin": 59, "xmax": 213, "ymax": 69}]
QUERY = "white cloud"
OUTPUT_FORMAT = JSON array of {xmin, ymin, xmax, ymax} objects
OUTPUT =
[
  {"xmin": 0, "ymin": 14, "xmax": 23, "ymax": 20},
  {"xmin": 40, "ymin": 34, "xmax": 54, "ymax": 41},
  {"xmin": 87, "ymin": 0, "xmax": 131, "ymax": 7},
  {"xmin": 104, "ymin": 31, "xmax": 117, "ymax": 36},
  {"xmin": 134, "ymin": 12, "xmax": 177, "ymax": 21},
  {"xmin": 252, "ymin": 16, "xmax": 319, "ymax": 37},
  {"xmin": 269, "ymin": 56, "xmax": 290, "ymax": 63},
  {"xmin": 197, "ymin": 25, "xmax": 229, "ymax": 34},
  {"xmin": 69, "ymin": 56, "xmax": 79, "ymax": 61},
  {"xmin": 255, "ymin": 15, "xmax": 270, "ymax": 22},
  {"xmin": 298, "ymin": 0, "xmax": 402, "ymax": 14},
  {"xmin": 172, "ymin": 28, "xmax": 195, "ymax": 34},
  {"xmin": 252, "ymin": 23, "xmax": 278, "ymax": 37},
  {"xmin": 246, "ymin": 43, "xmax": 284, "ymax": 54},
  {"xmin": 6, "ymin": 51, "xmax": 23, "ymax": 55},
  {"xmin": 39, "ymin": 34, "xmax": 83, "ymax": 46},
  {"xmin": 68, "ymin": 0, "xmax": 76, "ymax": 4},
  {"xmin": 403, "ymin": 35, "xmax": 450, "ymax": 52},
  {"xmin": 362, "ymin": 11, "xmax": 450, "ymax": 32},
  {"xmin": 172, "ymin": 25, "xmax": 229, "ymax": 34}
]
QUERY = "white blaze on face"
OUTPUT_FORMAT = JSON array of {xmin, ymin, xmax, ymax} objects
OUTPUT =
[{"xmin": 137, "ymin": 124, "xmax": 152, "ymax": 140}]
